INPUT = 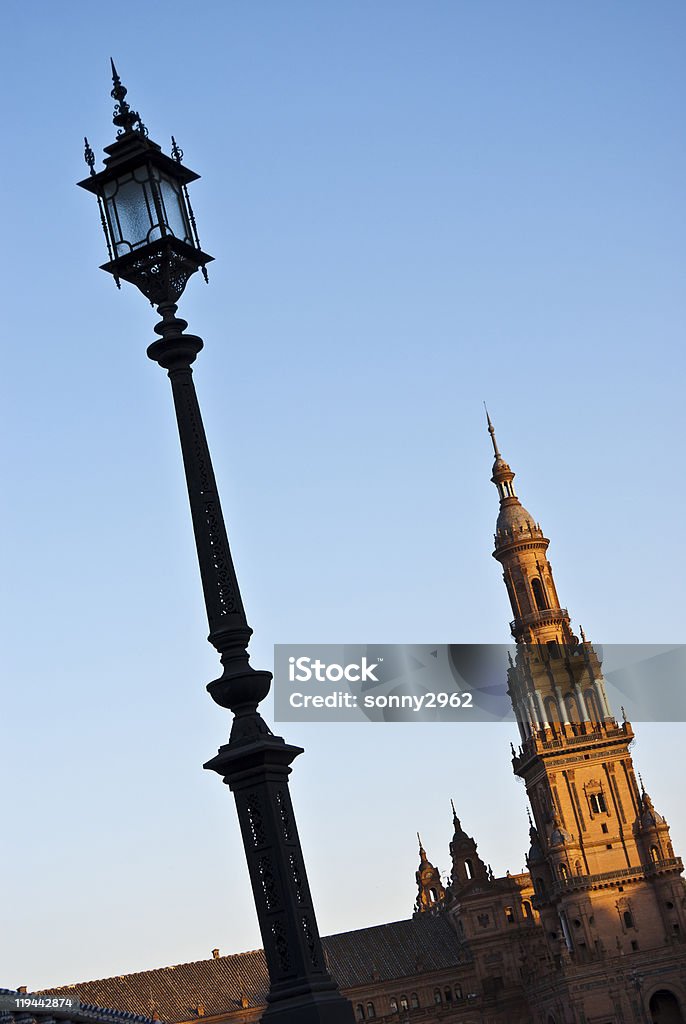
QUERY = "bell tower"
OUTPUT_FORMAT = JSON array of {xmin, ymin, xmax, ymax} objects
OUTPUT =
[{"xmin": 486, "ymin": 412, "xmax": 686, "ymax": 1022}]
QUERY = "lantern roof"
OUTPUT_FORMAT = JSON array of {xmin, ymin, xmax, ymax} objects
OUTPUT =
[{"xmin": 78, "ymin": 61, "xmax": 200, "ymax": 194}]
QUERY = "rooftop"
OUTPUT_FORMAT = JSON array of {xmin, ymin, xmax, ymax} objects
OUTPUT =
[{"xmin": 36, "ymin": 916, "xmax": 467, "ymax": 1022}]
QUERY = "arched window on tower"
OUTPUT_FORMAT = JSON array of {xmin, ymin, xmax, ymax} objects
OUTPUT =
[
  {"xmin": 651, "ymin": 845, "xmax": 660, "ymax": 863},
  {"xmin": 623, "ymin": 910, "xmax": 635, "ymax": 929},
  {"xmin": 433, "ymin": 989, "xmax": 442, "ymax": 1005},
  {"xmin": 589, "ymin": 792, "xmax": 607, "ymax": 814},
  {"xmin": 559, "ymin": 863, "xmax": 569, "ymax": 880},
  {"xmin": 355, "ymin": 1006, "xmax": 365, "ymax": 1022},
  {"xmin": 464, "ymin": 858, "xmax": 474, "ymax": 879},
  {"xmin": 366, "ymin": 1003, "xmax": 375, "ymax": 1019},
  {"xmin": 410, "ymin": 994, "xmax": 419, "ymax": 1009},
  {"xmin": 389, "ymin": 999, "xmax": 398, "ymax": 1014},
  {"xmin": 531, "ymin": 577, "xmax": 548, "ymax": 611}
]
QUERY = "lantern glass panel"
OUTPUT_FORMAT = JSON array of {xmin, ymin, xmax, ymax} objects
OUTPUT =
[
  {"xmin": 156, "ymin": 173, "xmax": 192, "ymax": 245},
  {"xmin": 104, "ymin": 168, "xmax": 157, "ymax": 255}
]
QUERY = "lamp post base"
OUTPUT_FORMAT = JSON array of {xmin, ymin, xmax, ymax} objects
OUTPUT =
[
  {"xmin": 261, "ymin": 992, "xmax": 356, "ymax": 1024},
  {"xmin": 205, "ymin": 730, "xmax": 355, "ymax": 1024}
]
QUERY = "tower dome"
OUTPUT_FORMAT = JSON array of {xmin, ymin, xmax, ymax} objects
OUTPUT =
[{"xmin": 496, "ymin": 499, "xmax": 540, "ymax": 537}]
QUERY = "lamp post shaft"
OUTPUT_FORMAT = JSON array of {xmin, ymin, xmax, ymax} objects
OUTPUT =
[
  {"xmin": 167, "ymin": 360, "xmax": 249, "ymax": 638},
  {"xmin": 147, "ymin": 304, "xmax": 354, "ymax": 1024}
]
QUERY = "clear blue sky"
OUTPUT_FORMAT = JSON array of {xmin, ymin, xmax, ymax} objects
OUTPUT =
[{"xmin": 1, "ymin": 0, "xmax": 685, "ymax": 991}]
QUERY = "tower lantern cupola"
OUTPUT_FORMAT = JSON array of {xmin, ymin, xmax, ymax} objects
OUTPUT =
[
  {"xmin": 488, "ymin": 408, "xmax": 517, "ymax": 501},
  {"xmin": 486, "ymin": 409, "xmax": 576, "ymax": 646}
]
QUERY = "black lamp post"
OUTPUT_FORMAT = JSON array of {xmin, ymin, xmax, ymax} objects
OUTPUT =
[{"xmin": 79, "ymin": 64, "xmax": 354, "ymax": 1024}]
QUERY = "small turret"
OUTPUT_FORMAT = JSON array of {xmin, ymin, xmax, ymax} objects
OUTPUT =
[
  {"xmin": 449, "ymin": 800, "xmax": 490, "ymax": 891},
  {"xmin": 414, "ymin": 833, "xmax": 446, "ymax": 913},
  {"xmin": 527, "ymin": 815, "xmax": 545, "ymax": 865},
  {"xmin": 636, "ymin": 778, "xmax": 675, "ymax": 865}
]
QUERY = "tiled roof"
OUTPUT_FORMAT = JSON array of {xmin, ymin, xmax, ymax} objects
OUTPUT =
[
  {"xmin": 0, "ymin": 987, "xmax": 156, "ymax": 1024},
  {"xmin": 37, "ymin": 916, "xmax": 466, "ymax": 1023},
  {"xmin": 323, "ymin": 915, "xmax": 466, "ymax": 989}
]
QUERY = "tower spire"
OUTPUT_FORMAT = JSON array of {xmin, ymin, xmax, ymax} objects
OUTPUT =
[
  {"xmin": 484, "ymin": 403, "xmax": 501, "ymax": 458},
  {"xmin": 450, "ymin": 798, "xmax": 463, "ymax": 837}
]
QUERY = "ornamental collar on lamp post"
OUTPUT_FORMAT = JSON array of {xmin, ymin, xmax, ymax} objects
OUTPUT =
[{"xmin": 77, "ymin": 60, "xmax": 213, "ymax": 306}]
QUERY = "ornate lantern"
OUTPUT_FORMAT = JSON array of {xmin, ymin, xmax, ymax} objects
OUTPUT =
[{"xmin": 78, "ymin": 61, "xmax": 212, "ymax": 305}]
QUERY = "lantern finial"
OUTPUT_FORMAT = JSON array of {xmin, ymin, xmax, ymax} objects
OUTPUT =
[
  {"xmin": 110, "ymin": 59, "xmax": 147, "ymax": 137},
  {"xmin": 83, "ymin": 137, "xmax": 95, "ymax": 176}
]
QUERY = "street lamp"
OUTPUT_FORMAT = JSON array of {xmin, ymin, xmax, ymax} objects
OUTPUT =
[{"xmin": 78, "ymin": 63, "xmax": 354, "ymax": 1024}]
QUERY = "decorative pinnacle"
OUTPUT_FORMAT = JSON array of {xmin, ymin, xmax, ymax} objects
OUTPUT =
[
  {"xmin": 484, "ymin": 403, "xmax": 501, "ymax": 458},
  {"xmin": 83, "ymin": 137, "xmax": 95, "ymax": 175},
  {"xmin": 110, "ymin": 59, "xmax": 147, "ymax": 136},
  {"xmin": 451, "ymin": 798, "xmax": 458, "ymax": 823},
  {"xmin": 417, "ymin": 831, "xmax": 425, "ymax": 854},
  {"xmin": 638, "ymin": 771, "xmax": 645, "ymax": 794},
  {"xmin": 171, "ymin": 135, "xmax": 184, "ymax": 163}
]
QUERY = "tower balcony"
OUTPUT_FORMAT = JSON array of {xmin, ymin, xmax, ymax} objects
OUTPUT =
[
  {"xmin": 512, "ymin": 721, "xmax": 634, "ymax": 772},
  {"xmin": 510, "ymin": 607, "xmax": 569, "ymax": 636},
  {"xmin": 548, "ymin": 857, "xmax": 684, "ymax": 898}
]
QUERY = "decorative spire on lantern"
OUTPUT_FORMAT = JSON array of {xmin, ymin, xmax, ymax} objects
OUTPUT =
[{"xmin": 110, "ymin": 59, "xmax": 147, "ymax": 136}]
